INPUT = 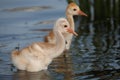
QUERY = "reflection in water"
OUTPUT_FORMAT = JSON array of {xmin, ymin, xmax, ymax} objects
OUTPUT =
[
  {"xmin": 50, "ymin": 52, "xmax": 74, "ymax": 80},
  {"xmin": 0, "ymin": 70, "xmax": 52, "ymax": 80},
  {"xmin": 73, "ymin": 69, "xmax": 120, "ymax": 80},
  {"xmin": 69, "ymin": 0, "xmax": 120, "ymax": 80},
  {"xmin": 13, "ymin": 70, "xmax": 52, "ymax": 80}
]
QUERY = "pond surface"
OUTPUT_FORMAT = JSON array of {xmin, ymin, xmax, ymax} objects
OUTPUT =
[{"xmin": 0, "ymin": 0, "xmax": 120, "ymax": 80}]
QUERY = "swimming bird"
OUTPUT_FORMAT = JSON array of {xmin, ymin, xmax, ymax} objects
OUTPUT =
[
  {"xmin": 44, "ymin": 2, "xmax": 87, "ymax": 50},
  {"xmin": 11, "ymin": 18, "xmax": 78, "ymax": 72}
]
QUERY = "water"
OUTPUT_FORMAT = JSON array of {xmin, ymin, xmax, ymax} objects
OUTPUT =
[
  {"xmin": 0, "ymin": 0, "xmax": 120, "ymax": 80},
  {"xmin": 71, "ymin": 0, "xmax": 120, "ymax": 79}
]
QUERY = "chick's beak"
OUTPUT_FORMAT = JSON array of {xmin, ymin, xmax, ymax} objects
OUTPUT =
[
  {"xmin": 78, "ymin": 10, "xmax": 88, "ymax": 17},
  {"xmin": 67, "ymin": 28, "xmax": 78, "ymax": 36}
]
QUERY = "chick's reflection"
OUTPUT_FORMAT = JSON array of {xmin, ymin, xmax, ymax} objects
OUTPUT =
[{"xmin": 13, "ymin": 70, "xmax": 52, "ymax": 80}]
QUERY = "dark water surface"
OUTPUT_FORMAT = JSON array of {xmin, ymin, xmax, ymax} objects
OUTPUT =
[{"xmin": 0, "ymin": 0, "xmax": 120, "ymax": 80}]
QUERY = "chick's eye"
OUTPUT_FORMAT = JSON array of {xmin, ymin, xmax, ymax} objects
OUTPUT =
[
  {"xmin": 73, "ymin": 8, "xmax": 77, "ymax": 11},
  {"xmin": 64, "ymin": 25, "xmax": 67, "ymax": 28}
]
